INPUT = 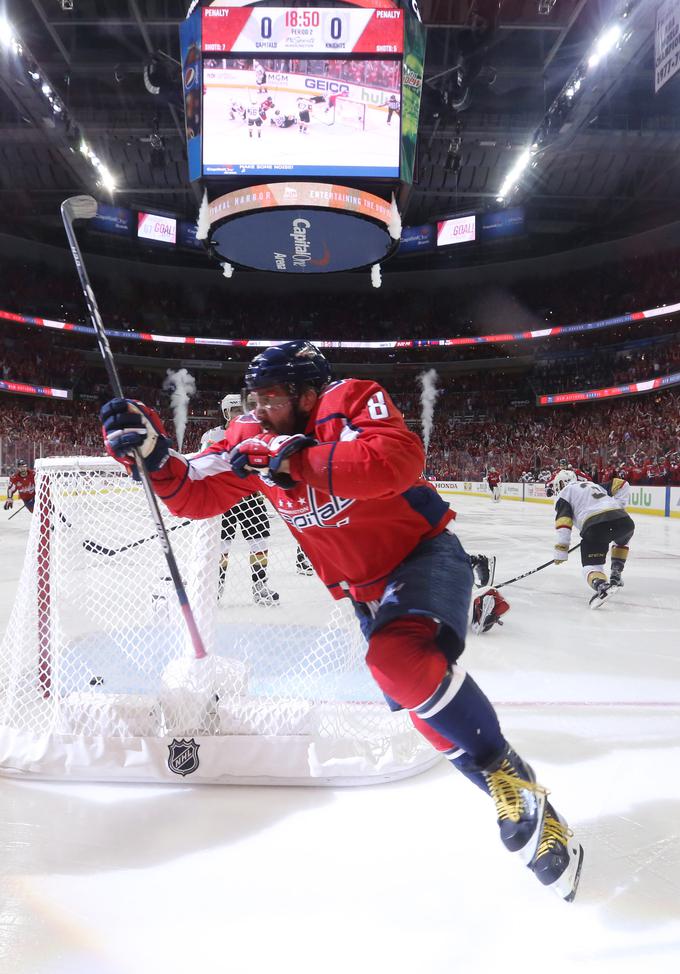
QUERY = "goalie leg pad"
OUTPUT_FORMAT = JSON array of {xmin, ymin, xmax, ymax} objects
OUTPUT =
[{"xmin": 471, "ymin": 589, "xmax": 510, "ymax": 634}]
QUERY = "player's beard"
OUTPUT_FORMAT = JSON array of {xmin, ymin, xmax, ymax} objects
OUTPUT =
[{"xmin": 259, "ymin": 400, "xmax": 311, "ymax": 436}]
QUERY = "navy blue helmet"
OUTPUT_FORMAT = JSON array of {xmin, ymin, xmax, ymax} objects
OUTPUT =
[{"xmin": 244, "ymin": 340, "xmax": 332, "ymax": 393}]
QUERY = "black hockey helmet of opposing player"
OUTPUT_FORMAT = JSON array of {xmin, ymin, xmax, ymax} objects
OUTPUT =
[{"xmin": 243, "ymin": 341, "xmax": 332, "ymax": 402}]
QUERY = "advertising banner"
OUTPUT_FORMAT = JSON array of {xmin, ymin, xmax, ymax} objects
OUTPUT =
[
  {"xmin": 670, "ymin": 486, "xmax": 680, "ymax": 518},
  {"xmin": 524, "ymin": 482, "xmax": 549, "ymax": 502},
  {"xmin": 398, "ymin": 223, "xmax": 434, "ymax": 253},
  {"xmin": 90, "ymin": 204, "xmax": 133, "ymax": 236},
  {"xmin": 655, "ymin": 0, "xmax": 680, "ymax": 92},
  {"xmin": 179, "ymin": 8, "xmax": 203, "ymax": 182},
  {"xmin": 400, "ymin": 4, "xmax": 425, "ymax": 184},
  {"xmin": 627, "ymin": 485, "xmax": 667, "ymax": 516},
  {"xmin": 500, "ymin": 483, "xmax": 522, "ymax": 500},
  {"xmin": 479, "ymin": 206, "xmax": 524, "ymax": 241},
  {"xmin": 0, "ymin": 379, "xmax": 70, "ymax": 399},
  {"xmin": 538, "ymin": 369, "xmax": 680, "ymax": 405}
]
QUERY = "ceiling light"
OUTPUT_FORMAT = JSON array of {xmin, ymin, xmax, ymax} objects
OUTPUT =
[
  {"xmin": 0, "ymin": 18, "xmax": 15, "ymax": 48},
  {"xmin": 588, "ymin": 24, "xmax": 623, "ymax": 69},
  {"xmin": 99, "ymin": 166, "xmax": 117, "ymax": 192}
]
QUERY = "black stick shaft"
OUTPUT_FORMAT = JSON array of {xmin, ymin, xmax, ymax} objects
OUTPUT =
[
  {"xmin": 7, "ymin": 504, "xmax": 27, "ymax": 521},
  {"xmin": 60, "ymin": 196, "xmax": 207, "ymax": 660},
  {"xmin": 495, "ymin": 543, "xmax": 581, "ymax": 590}
]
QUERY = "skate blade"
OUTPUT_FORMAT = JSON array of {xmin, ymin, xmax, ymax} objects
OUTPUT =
[
  {"xmin": 488, "ymin": 555, "xmax": 497, "ymax": 587},
  {"xmin": 589, "ymin": 589, "xmax": 611, "ymax": 610},
  {"xmin": 555, "ymin": 841, "xmax": 584, "ymax": 903}
]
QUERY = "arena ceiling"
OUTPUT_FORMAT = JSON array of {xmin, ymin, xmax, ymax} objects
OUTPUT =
[{"xmin": 1, "ymin": 0, "xmax": 679, "ymax": 265}]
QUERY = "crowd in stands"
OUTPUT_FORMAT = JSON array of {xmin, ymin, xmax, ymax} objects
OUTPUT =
[{"xmin": 2, "ymin": 246, "xmax": 680, "ymax": 483}]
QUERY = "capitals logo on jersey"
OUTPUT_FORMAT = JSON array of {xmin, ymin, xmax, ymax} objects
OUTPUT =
[{"xmin": 276, "ymin": 485, "xmax": 355, "ymax": 531}]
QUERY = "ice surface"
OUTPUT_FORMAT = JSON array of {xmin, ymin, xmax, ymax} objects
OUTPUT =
[{"xmin": 1, "ymin": 494, "xmax": 679, "ymax": 974}]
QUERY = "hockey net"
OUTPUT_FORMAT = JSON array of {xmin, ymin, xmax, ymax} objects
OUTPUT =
[
  {"xmin": 0, "ymin": 457, "xmax": 436, "ymax": 785},
  {"xmin": 332, "ymin": 98, "xmax": 366, "ymax": 130}
]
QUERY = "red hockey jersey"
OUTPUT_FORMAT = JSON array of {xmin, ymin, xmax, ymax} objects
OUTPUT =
[
  {"xmin": 151, "ymin": 379, "xmax": 455, "ymax": 602},
  {"xmin": 8, "ymin": 469, "xmax": 35, "ymax": 501}
]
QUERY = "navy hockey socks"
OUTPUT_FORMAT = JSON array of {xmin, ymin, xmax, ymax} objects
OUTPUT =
[{"xmin": 411, "ymin": 666, "xmax": 504, "ymax": 768}]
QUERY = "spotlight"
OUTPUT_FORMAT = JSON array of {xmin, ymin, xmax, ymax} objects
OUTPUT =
[{"xmin": 60, "ymin": 1, "xmax": 74, "ymax": 10}]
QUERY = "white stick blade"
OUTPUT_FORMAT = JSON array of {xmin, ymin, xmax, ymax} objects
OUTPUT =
[{"xmin": 62, "ymin": 195, "xmax": 98, "ymax": 221}]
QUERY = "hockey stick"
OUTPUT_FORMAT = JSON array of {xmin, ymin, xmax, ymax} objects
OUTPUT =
[
  {"xmin": 81, "ymin": 519, "xmax": 192, "ymax": 557},
  {"xmin": 495, "ymin": 543, "xmax": 581, "ymax": 590},
  {"xmin": 7, "ymin": 503, "xmax": 27, "ymax": 520},
  {"xmin": 61, "ymin": 195, "xmax": 207, "ymax": 660}
]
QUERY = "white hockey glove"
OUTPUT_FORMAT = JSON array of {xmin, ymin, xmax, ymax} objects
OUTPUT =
[{"xmin": 554, "ymin": 543, "xmax": 569, "ymax": 564}]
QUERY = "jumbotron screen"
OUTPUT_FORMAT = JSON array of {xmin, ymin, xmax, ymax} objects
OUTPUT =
[{"xmin": 202, "ymin": 56, "xmax": 401, "ymax": 177}]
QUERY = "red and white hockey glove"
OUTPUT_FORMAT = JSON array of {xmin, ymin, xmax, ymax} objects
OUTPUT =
[
  {"xmin": 100, "ymin": 398, "xmax": 171, "ymax": 480},
  {"xmin": 471, "ymin": 588, "xmax": 510, "ymax": 635},
  {"xmin": 228, "ymin": 434, "xmax": 316, "ymax": 489}
]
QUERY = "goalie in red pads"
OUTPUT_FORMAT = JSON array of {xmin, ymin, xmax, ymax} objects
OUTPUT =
[
  {"xmin": 4, "ymin": 460, "xmax": 35, "ymax": 513},
  {"xmin": 101, "ymin": 340, "xmax": 582, "ymax": 901}
]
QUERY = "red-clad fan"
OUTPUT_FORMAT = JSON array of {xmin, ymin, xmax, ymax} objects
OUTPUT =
[
  {"xmin": 4, "ymin": 459, "xmax": 35, "ymax": 513},
  {"xmin": 100, "ymin": 339, "xmax": 582, "ymax": 902},
  {"xmin": 670, "ymin": 455, "xmax": 680, "ymax": 485}
]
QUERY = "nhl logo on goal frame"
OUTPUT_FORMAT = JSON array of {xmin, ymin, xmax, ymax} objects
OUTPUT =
[{"xmin": 167, "ymin": 738, "xmax": 200, "ymax": 777}]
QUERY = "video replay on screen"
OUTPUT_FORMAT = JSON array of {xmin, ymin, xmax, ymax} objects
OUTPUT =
[{"xmin": 202, "ymin": 57, "xmax": 401, "ymax": 178}]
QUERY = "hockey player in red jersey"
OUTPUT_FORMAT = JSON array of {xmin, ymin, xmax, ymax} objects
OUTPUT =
[
  {"xmin": 485, "ymin": 467, "xmax": 502, "ymax": 503},
  {"xmin": 4, "ymin": 460, "xmax": 35, "ymax": 513},
  {"xmin": 100, "ymin": 340, "xmax": 583, "ymax": 901}
]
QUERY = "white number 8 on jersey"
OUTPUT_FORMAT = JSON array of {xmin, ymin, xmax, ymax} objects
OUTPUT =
[{"xmin": 367, "ymin": 391, "xmax": 390, "ymax": 420}]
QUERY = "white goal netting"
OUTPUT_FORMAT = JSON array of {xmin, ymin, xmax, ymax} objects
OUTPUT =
[{"xmin": 0, "ymin": 457, "xmax": 437, "ymax": 785}]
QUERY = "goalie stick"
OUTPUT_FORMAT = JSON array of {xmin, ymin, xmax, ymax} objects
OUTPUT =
[
  {"xmin": 51, "ymin": 505, "xmax": 191, "ymax": 557},
  {"xmin": 60, "ymin": 195, "xmax": 207, "ymax": 660},
  {"xmin": 82, "ymin": 519, "xmax": 192, "ymax": 557},
  {"xmin": 7, "ymin": 504, "xmax": 27, "ymax": 521},
  {"xmin": 495, "ymin": 544, "xmax": 581, "ymax": 589}
]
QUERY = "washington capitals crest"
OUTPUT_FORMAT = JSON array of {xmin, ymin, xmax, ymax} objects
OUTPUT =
[{"xmin": 167, "ymin": 738, "xmax": 200, "ymax": 777}]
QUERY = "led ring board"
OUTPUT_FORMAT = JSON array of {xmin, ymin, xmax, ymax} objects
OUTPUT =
[{"xmin": 179, "ymin": 2, "xmax": 426, "ymax": 273}]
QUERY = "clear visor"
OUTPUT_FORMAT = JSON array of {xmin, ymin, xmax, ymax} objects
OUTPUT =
[{"xmin": 241, "ymin": 387, "xmax": 296, "ymax": 413}]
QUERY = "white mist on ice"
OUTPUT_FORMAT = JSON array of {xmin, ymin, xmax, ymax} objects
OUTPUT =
[
  {"xmin": 418, "ymin": 369, "xmax": 439, "ymax": 457},
  {"xmin": 163, "ymin": 369, "xmax": 196, "ymax": 451}
]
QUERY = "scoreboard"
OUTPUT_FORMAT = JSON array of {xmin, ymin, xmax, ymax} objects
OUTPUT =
[
  {"xmin": 178, "ymin": 2, "xmax": 426, "ymax": 274},
  {"xmin": 202, "ymin": 6, "xmax": 404, "ymax": 54}
]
